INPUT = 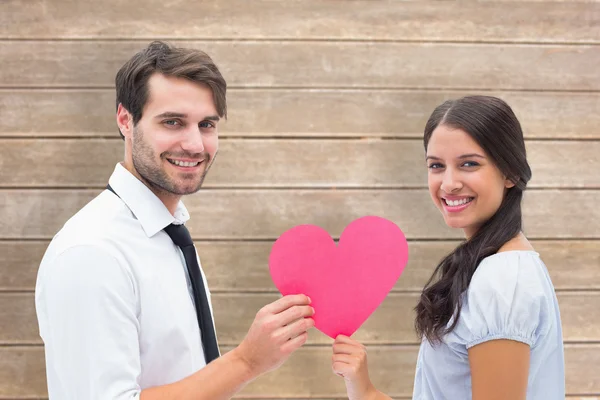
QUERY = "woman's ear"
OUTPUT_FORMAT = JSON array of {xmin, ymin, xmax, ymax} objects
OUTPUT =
[{"xmin": 504, "ymin": 176, "xmax": 517, "ymax": 189}]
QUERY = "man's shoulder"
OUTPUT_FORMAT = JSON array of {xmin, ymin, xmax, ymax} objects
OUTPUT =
[
  {"xmin": 37, "ymin": 190, "xmax": 146, "ymax": 288},
  {"xmin": 48, "ymin": 190, "xmax": 139, "ymax": 255}
]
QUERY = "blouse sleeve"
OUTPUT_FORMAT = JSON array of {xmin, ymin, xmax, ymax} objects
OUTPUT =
[{"xmin": 462, "ymin": 252, "xmax": 551, "ymax": 349}]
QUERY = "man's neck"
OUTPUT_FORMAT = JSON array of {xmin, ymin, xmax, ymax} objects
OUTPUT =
[{"xmin": 121, "ymin": 162, "xmax": 181, "ymax": 216}]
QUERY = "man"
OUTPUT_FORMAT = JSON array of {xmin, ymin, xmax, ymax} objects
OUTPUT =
[{"xmin": 35, "ymin": 41, "xmax": 315, "ymax": 399}]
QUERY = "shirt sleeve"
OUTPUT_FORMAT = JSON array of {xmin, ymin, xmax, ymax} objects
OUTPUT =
[
  {"xmin": 35, "ymin": 245, "xmax": 142, "ymax": 399},
  {"xmin": 462, "ymin": 253, "xmax": 551, "ymax": 350}
]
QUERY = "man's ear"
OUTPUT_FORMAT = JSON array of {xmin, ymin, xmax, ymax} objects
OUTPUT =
[{"xmin": 116, "ymin": 104, "xmax": 134, "ymax": 139}]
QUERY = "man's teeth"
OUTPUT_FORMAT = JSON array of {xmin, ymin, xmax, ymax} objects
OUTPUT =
[
  {"xmin": 445, "ymin": 198, "xmax": 473, "ymax": 207},
  {"xmin": 169, "ymin": 159, "xmax": 200, "ymax": 167}
]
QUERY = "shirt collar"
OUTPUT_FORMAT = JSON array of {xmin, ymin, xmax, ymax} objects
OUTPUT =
[{"xmin": 107, "ymin": 163, "xmax": 190, "ymax": 237}]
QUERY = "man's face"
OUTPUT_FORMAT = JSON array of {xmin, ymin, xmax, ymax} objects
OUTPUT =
[{"xmin": 121, "ymin": 73, "xmax": 220, "ymax": 196}]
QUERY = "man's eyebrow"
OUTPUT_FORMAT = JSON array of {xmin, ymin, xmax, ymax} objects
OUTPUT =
[
  {"xmin": 154, "ymin": 112, "xmax": 187, "ymax": 119},
  {"xmin": 154, "ymin": 113, "xmax": 220, "ymax": 122}
]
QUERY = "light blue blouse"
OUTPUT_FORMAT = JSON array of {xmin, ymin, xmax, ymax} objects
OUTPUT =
[{"xmin": 412, "ymin": 251, "xmax": 565, "ymax": 399}]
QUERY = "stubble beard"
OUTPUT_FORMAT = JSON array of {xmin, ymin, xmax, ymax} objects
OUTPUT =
[{"xmin": 131, "ymin": 126, "xmax": 215, "ymax": 196}]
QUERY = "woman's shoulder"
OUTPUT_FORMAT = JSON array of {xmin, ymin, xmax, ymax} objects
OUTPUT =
[
  {"xmin": 460, "ymin": 250, "xmax": 556, "ymax": 348},
  {"xmin": 472, "ymin": 250, "xmax": 549, "ymax": 289}
]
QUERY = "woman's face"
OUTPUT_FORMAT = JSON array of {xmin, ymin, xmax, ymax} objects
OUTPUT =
[{"xmin": 426, "ymin": 124, "xmax": 515, "ymax": 238}]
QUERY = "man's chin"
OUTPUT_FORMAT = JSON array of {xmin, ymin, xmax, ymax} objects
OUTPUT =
[
  {"xmin": 173, "ymin": 181, "xmax": 205, "ymax": 196},
  {"xmin": 151, "ymin": 179, "xmax": 204, "ymax": 197},
  {"xmin": 164, "ymin": 172, "xmax": 206, "ymax": 194},
  {"xmin": 166, "ymin": 184, "xmax": 203, "ymax": 196}
]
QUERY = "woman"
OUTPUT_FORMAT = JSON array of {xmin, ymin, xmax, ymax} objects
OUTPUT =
[{"xmin": 332, "ymin": 96, "xmax": 565, "ymax": 400}]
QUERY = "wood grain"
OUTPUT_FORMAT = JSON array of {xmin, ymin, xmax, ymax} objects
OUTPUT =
[
  {"xmin": 2, "ymin": 41, "xmax": 598, "ymax": 90},
  {"xmin": 1, "ymin": 139, "xmax": 598, "ymax": 188},
  {"xmin": 3, "ymin": 292, "xmax": 598, "ymax": 345},
  {"xmin": 3, "ymin": 240, "xmax": 598, "ymax": 292},
  {"xmin": 1, "ymin": 0, "xmax": 598, "ymax": 42},
  {"xmin": 2, "ymin": 0, "xmax": 599, "ymax": 397},
  {"xmin": 1, "ymin": 189, "xmax": 598, "ymax": 240},
  {"xmin": 0, "ymin": 345, "xmax": 597, "ymax": 398},
  {"xmin": 2, "ymin": 90, "xmax": 599, "ymax": 139}
]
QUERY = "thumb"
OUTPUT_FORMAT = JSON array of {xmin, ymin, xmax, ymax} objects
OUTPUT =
[{"xmin": 332, "ymin": 362, "xmax": 348, "ymax": 377}]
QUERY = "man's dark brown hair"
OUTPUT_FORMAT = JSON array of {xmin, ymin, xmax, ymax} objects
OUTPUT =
[{"xmin": 115, "ymin": 40, "xmax": 227, "ymax": 139}]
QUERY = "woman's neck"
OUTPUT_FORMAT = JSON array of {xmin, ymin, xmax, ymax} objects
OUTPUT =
[{"xmin": 497, "ymin": 232, "xmax": 535, "ymax": 253}]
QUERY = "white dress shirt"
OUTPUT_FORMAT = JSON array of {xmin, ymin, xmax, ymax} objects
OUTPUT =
[{"xmin": 35, "ymin": 163, "xmax": 216, "ymax": 399}]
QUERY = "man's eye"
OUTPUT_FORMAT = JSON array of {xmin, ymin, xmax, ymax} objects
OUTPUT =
[
  {"xmin": 164, "ymin": 120, "xmax": 181, "ymax": 127},
  {"xmin": 199, "ymin": 121, "xmax": 215, "ymax": 129}
]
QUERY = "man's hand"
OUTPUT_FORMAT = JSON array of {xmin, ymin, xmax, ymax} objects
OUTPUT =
[
  {"xmin": 140, "ymin": 294, "xmax": 314, "ymax": 400},
  {"xmin": 234, "ymin": 294, "xmax": 315, "ymax": 376}
]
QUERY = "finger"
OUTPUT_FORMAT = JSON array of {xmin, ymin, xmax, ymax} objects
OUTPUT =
[
  {"xmin": 332, "ymin": 361, "xmax": 354, "ymax": 377},
  {"xmin": 332, "ymin": 353, "xmax": 357, "ymax": 364},
  {"xmin": 275, "ymin": 316, "xmax": 315, "ymax": 341},
  {"xmin": 276, "ymin": 304, "xmax": 315, "ymax": 326},
  {"xmin": 280, "ymin": 331, "xmax": 308, "ymax": 354},
  {"xmin": 332, "ymin": 361, "xmax": 346, "ymax": 376},
  {"xmin": 332, "ymin": 343, "xmax": 362, "ymax": 355},
  {"xmin": 263, "ymin": 294, "xmax": 311, "ymax": 315},
  {"xmin": 334, "ymin": 334, "xmax": 357, "ymax": 345}
]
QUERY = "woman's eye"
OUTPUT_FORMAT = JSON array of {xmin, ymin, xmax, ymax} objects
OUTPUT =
[
  {"xmin": 428, "ymin": 163, "xmax": 443, "ymax": 169},
  {"xmin": 462, "ymin": 161, "xmax": 480, "ymax": 167}
]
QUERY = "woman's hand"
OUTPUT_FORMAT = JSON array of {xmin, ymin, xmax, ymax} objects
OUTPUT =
[{"xmin": 331, "ymin": 335, "xmax": 378, "ymax": 400}]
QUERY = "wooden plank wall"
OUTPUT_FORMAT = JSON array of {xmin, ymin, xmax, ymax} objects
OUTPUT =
[{"xmin": 1, "ymin": 1, "xmax": 599, "ymax": 398}]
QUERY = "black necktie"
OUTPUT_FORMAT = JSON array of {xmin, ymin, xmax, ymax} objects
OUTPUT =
[
  {"xmin": 163, "ymin": 223, "xmax": 220, "ymax": 363},
  {"xmin": 106, "ymin": 184, "xmax": 220, "ymax": 363}
]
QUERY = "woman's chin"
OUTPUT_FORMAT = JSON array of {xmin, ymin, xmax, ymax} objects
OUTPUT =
[{"xmin": 443, "ymin": 217, "xmax": 469, "ymax": 230}]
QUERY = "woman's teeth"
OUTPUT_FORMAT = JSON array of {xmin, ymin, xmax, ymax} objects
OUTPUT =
[{"xmin": 444, "ymin": 198, "xmax": 473, "ymax": 206}]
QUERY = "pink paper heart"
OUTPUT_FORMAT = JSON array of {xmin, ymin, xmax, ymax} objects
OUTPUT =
[{"xmin": 268, "ymin": 216, "xmax": 408, "ymax": 339}]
